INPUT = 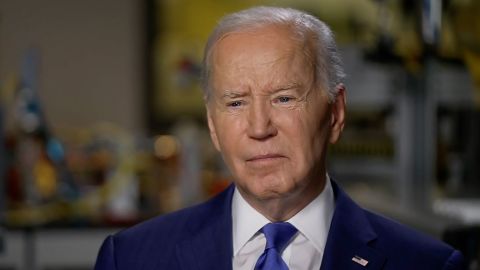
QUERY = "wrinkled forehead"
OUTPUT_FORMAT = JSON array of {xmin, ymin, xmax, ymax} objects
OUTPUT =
[
  {"xmin": 212, "ymin": 24, "xmax": 310, "ymax": 59},
  {"xmin": 211, "ymin": 26, "xmax": 313, "ymax": 89},
  {"xmin": 210, "ymin": 24, "xmax": 315, "ymax": 84}
]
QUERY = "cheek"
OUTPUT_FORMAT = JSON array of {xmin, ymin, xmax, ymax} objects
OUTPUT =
[
  {"xmin": 278, "ymin": 111, "xmax": 313, "ymax": 159},
  {"xmin": 287, "ymin": 109, "xmax": 329, "ymax": 162},
  {"xmin": 214, "ymin": 116, "xmax": 245, "ymax": 160},
  {"xmin": 309, "ymin": 115, "xmax": 331, "ymax": 162},
  {"xmin": 216, "ymin": 126, "xmax": 235, "ymax": 153}
]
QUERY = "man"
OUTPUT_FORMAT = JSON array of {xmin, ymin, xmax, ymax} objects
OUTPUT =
[{"xmin": 95, "ymin": 6, "xmax": 465, "ymax": 270}]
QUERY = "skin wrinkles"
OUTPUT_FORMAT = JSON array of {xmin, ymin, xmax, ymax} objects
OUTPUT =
[
  {"xmin": 214, "ymin": 84, "xmax": 312, "ymax": 115},
  {"xmin": 206, "ymin": 24, "xmax": 346, "ymax": 221}
]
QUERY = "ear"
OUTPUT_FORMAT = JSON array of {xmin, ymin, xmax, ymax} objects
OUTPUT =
[
  {"xmin": 329, "ymin": 84, "xmax": 346, "ymax": 144},
  {"xmin": 206, "ymin": 104, "xmax": 221, "ymax": 152}
]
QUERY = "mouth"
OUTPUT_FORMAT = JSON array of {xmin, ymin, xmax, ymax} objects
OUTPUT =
[{"xmin": 246, "ymin": 154, "xmax": 286, "ymax": 163}]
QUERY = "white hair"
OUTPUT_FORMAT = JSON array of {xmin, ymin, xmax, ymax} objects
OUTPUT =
[{"xmin": 201, "ymin": 6, "xmax": 345, "ymax": 102}]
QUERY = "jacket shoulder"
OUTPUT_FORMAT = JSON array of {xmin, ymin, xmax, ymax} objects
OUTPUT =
[
  {"xmin": 104, "ymin": 185, "xmax": 234, "ymax": 269},
  {"xmin": 364, "ymin": 210, "xmax": 463, "ymax": 269}
]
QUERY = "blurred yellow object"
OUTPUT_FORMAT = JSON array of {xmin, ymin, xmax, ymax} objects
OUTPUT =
[
  {"xmin": 154, "ymin": 135, "xmax": 178, "ymax": 160},
  {"xmin": 0, "ymin": 73, "xmax": 18, "ymax": 106},
  {"xmin": 33, "ymin": 157, "xmax": 57, "ymax": 200},
  {"xmin": 464, "ymin": 50, "xmax": 480, "ymax": 107},
  {"xmin": 155, "ymin": 0, "xmax": 258, "ymax": 120}
]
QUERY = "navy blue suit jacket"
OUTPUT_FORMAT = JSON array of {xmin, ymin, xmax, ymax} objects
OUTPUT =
[{"xmin": 95, "ymin": 181, "xmax": 466, "ymax": 269}]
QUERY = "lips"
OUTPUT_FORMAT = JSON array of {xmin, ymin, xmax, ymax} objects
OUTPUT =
[{"xmin": 246, "ymin": 153, "xmax": 286, "ymax": 162}]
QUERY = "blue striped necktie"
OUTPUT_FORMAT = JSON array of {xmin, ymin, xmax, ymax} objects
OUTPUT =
[{"xmin": 254, "ymin": 222, "xmax": 298, "ymax": 270}]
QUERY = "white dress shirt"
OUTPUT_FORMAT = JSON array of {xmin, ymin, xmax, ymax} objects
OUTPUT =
[{"xmin": 232, "ymin": 176, "xmax": 335, "ymax": 270}]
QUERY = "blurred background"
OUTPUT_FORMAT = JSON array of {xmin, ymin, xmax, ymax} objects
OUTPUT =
[{"xmin": 0, "ymin": 0, "xmax": 479, "ymax": 269}]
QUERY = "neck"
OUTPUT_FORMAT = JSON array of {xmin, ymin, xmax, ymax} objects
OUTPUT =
[{"xmin": 239, "ymin": 175, "xmax": 327, "ymax": 222}]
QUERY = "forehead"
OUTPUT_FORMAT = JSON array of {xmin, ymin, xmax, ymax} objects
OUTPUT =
[
  {"xmin": 214, "ymin": 24, "xmax": 301, "ymax": 56},
  {"xmin": 210, "ymin": 25, "xmax": 314, "ymax": 89}
]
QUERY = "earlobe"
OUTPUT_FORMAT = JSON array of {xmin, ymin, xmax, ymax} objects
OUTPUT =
[{"xmin": 329, "ymin": 84, "xmax": 346, "ymax": 144}]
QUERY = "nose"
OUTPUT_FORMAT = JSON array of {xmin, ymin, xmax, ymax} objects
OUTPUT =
[{"xmin": 246, "ymin": 100, "xmax": 277, "ymax": 140}]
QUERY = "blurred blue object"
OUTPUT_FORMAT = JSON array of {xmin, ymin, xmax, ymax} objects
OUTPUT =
[
  {"xmin": 17, "ymin": 47, "xmax": 46, "ymax": 134},
  {"xmin": 47, "ymin": 137, "xmax": 65, "ymax": 164},
  {"xmin": 16, "ymin": 48, "xmax": 80, "ymax": 201}
]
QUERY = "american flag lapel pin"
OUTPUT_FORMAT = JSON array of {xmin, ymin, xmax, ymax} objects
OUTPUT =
[{"xmin": 352, "ymin": 255, "xmax": 369, "ymax": 267}]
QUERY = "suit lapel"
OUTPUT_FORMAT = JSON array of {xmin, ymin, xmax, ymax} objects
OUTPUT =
[
  {"xmin": 176, "ymin": 185, "xmax": 235, "ymax": 270},
  {"xmin": 173, "ymin": 181, "xmax": 387, "ymax": 270},
  {"xmin": 321, "ymin": 181, "xmax": 386, "ymax": 270}
]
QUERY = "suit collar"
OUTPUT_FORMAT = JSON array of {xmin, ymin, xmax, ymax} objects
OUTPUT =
[
  {"xmin": 321, "ymin": 181, "xmax": 386, "ymax": 270},
  {"xmin": 174, "ymin": 181, "xmax": 387, "ymax": 270},
  {"xmin": 176, "ymin": 184, "xmax": 235, "ymax": 270}
]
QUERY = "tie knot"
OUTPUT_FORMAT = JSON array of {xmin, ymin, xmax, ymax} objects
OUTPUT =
[{"xmin": 261, "ymin": 222, "xmax": 298, "ymax": 252}]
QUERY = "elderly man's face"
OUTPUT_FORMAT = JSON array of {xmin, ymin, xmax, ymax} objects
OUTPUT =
[{"xmin": 207, "ymin": 25, "xmax": 345, "ymax": 204}]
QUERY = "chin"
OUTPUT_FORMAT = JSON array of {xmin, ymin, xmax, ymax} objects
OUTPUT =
[{"xmin": 249, "ymin": 180, "xmax": 295, "ymax": 200}]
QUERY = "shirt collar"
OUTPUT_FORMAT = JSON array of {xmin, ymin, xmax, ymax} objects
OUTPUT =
[
  {"xmin": 231, "ymin": 175, "xmax": 335, "ymax": 256},
  {"xmin": 287, "ymin": 175, "xmax": 335, "ymax": 254},
  {"xmin": 232, "ymin": 186, "xmax": 270, "ymax": 256}
]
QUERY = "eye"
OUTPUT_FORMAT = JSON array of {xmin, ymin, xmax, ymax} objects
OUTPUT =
[
  {"xmin": 279, "ymin": 96, "xmax": 291, "ymax": 103},
  {"xmin": 227, "ymin": 100, "xmax": 243, "ymax": 107},
  {"xmin": 275, "ymin": 96, "xmax": 295, "ymax": 104}
]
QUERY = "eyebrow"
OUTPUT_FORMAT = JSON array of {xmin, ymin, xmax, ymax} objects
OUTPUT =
[
  {"xmin": 219, "ymin": 82, "xmax": 303, "ymax": 98},
  {"xmin": 221, "ymin": 90, "xmax": 247, "ymax": 99},
  {"xmin": 270, "ymin": 82, "xmax": 303, "ymax": 93}
]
